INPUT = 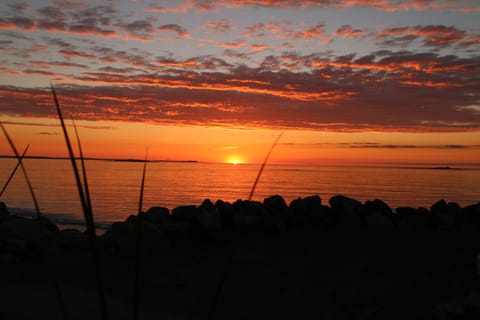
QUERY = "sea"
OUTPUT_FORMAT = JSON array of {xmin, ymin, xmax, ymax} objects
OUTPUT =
[{"xmin": 1, "ymin": 158, "xmax": 479, "ymax": 230}]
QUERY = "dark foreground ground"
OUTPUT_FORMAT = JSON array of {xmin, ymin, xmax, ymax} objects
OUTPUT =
[{"xmin": 2, "ymin": 225, "xmax": 480, "ymax": 320}]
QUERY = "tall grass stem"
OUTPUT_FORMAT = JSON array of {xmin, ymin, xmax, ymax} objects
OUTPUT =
[
  {"xmin": 0, "ymin": 144, "xmax": 29, "ymax": 197},
  {"xmin": 51, "ymin": 85, "xmax": 108, "ymax": 320},
  {"xmin": 132, "ymin": 148, "xmax": 148, "ymax": 320},
  {"xmin": 248, "ymin": 132, "xmax": 284, "ymax": 201}
]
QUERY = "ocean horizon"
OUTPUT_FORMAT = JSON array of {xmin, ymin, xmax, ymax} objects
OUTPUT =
[{"xmin": 1, "ymin": 158, "xmax": 479, "ymax": 229}]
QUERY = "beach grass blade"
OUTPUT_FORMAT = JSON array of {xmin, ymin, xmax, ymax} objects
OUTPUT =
[
  {"xmin": 1, "ymin": 122, "xmax": 67, "ymax": 319},
  {"xmin": 132, "ymin": 148, "xmax": 148, "ymax": 320},
  {"xmin": 0, "ymin": 144, "xmax": 29, "ymax": 197},
  {"xmin": 0, "ymin": 123, "xmax": 41, "ymax": 217},
  {"xmin": 51, "ymin": 85, "xmax": 108, "ymax": 320},
  {"xmin": 248, "ymin": 132, "xmax": 284, "ymax": 201},
  {"xmin": 72, "ymin": 118, "xmax": 92, "ymax": 214}
]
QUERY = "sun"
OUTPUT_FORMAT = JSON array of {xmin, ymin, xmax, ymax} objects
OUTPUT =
[{"xmin": 227, "ymin": 156, "xmax": 243, "ymax": 165}]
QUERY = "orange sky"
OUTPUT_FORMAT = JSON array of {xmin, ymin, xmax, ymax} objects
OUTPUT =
[{"xmin": 1, "ymin": 115, "xmax": 479, "ymax": 167}]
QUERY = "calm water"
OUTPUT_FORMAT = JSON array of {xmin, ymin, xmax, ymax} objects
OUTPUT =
[{"xmin": 1, "ymin": 158, "xmax": 479, "ymax": 228}]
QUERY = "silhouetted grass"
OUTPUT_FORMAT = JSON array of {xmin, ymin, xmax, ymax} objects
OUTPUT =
[
  {"xmin": 1, "ymin": 121, "xmax": 67, "ymax": 319},
  {"xmin": 72, "ymin": 118, "xmax": 93, "ymax": 217},
  {"xmin": 248, "ymin": 132, "xmax": 284, "ymax": 201},
  {"xmin": 132, "ymin": 148, "xmax": 148, "ymax": 320},
  {"xmin": 51, "ymin": 85, "xmax": 108, "ymax": 320},
  {"xmin": 1, "ymin": 123, "xmax": 41, "ymax": 216},
  {"xmin": 0, "ymin": 143, "xmax": 29, "ymax": 197}
]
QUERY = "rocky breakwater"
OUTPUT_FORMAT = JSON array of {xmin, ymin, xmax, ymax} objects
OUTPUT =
[{"xmin": 2, "ymin": 195, "xmax": 480, "ymax": 259}]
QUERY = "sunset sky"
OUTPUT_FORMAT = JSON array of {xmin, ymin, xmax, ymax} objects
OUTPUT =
[{"xmin": 1, "ymin": 0, "xmax": 479, "ymax": 166}]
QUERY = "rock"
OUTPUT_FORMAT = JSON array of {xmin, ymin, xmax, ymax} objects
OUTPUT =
[
  {"xmin": 362, "ymin": 199, "xmax": 395, "ymax": 227},
  {"xmin": 264, "ymin": 195, "xmax": 288, "ymax": 215},
  {"xmin": 263, "ymin": 195, "xmax": 291, "ymax": 230},
  {"xmin": 196, "ymin": 199, "xmax": 222, "ymax": 229},
  {"xmin": 290, "ymin": 195, "xmax": 333, "ymax": 226},
  {"xmin": 104, "ymin": 215, "xmax": 170, "ymax": 254},
  {"xmin": 0, "ymin": 215, "xmax": 57, "ymax": 242},
  {"xmin": 232, "ymin": 200, "xmax": 265, "ymax": 228},
  {"xmin": 395, "ymin": 207, "xmax": 432, "ymax": 229},
  {"xmin": 215, "ymin": 200, "xmax": 235, "ymax": 229},
  {"xmin": 145, "ymin": 206, "xmax": 171, "ymax": 224},
  {"xmin": 57, "ymin": 228, "xmax": 89, "ymax": 250},
  {"xmin": 0, "ymin": 202, "xmax": 10, "ymax": 222},
  {"xmin": 171, "ymin": 205, "xmax": 198, "ymax": 222},
  {"xmin": 461, "ymin": 203, "xmax": 480, "ymax": 225},
  {"xmin": 430, "ymin": 199, "xmax": 461, "ymax": 226},
  {"xmin": 199, "ymin": 199, "xmax": 216, "ymax": 213},
  {"xmin": 329, "ymin": 195, "xmax": 363, "ymax": 226}
]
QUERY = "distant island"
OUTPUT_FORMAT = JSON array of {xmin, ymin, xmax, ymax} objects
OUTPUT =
[{"xmin": 0, "ymin": 155, "xmax": 198, "ymax": 163}]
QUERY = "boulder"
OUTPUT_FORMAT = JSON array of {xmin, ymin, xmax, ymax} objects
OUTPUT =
[
  {"xmin": 232, "ymin": 200, "xmax": 265, "ymax": 228},
  {"xmin": 145, "ymin": 206, "xmax": 171, "ymax": 224},
  {"xmin": 0, "ymin": 215, "xmax": 58, "ymax": 241},
  {"xmin": 171, "ymin": 205, "xmax": 198, "ymax": 222},
  {"xmin": 215, "ymin": 200, "xmax": 235, "ymax": 229},
  {"xmin": 196, "ymin": 199, "xmax": 222, "ymax": 229},
  {"xmin": 329, "ymin": 195, "xmax": 363, "ymax": 226},
  {"xmin": 264, "ymin": 195, "xmax": 288, "ymax": 215},
  {"xmin": 430, "ymin": 199, "xmax": 461, "ymax": 226},
  {"xmin": 395, "ymin": 207, "xmax": 432, "ymax": 229},
  {"xmin": 0, "ymin": 202, "xmax": 10, "ymax": 222},
  {"xmin": 290, "ymin": 195, "xmax": 333, "ymax": 226},
  {"xmin": 104, "ymin": 215, "xmax": 170, "ymax": 254},
  {"xmin": 461, "ymin": 203, "xmax": 480, "ymax": 225},
  {"xmin": 362, "ymin": 199, "xmax": 395, "ymax": 227},
  {"xmin": 263, "ymin": 195, "xmax": 291, "ymax": 230},
  {"xmin": 57, "ymin": 228, "xmax": 89, "ymax": 251}
]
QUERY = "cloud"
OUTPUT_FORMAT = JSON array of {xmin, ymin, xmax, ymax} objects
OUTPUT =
[
  {"xmin": 250, "ymin": 44, "xmax": 270, "ymax": 51},
  {"xmin": 158, "ymin": 24, "xmax": 189, "ymax": 38},
  {"xmin": 177, "ymin": 0, "xmax": 480, "ymax": 12},
  {"xmin": 217, "ymin": 41, "xmax": 246, "ymax": 49},
  {"xmin": 203, "ymin": 19, "xmax": 232, "ymax": 33},
  {"xmin": 119, "ymin": 20, "xmax": 155, "ymax": 40},
  {"xmin": 347, "ymin": 143, "xmax": 480, "ymax": 149},
  {"xmin": 375, "ymin": 25, "xmax": 476, "ymax": 48},
  {"xmin": 58, "ymin": 48, "xmax": 96, "ymax": 60},
  {"xmin": 0, "ymin": 17, "xmax": 35, "ymax": 30},
  {"xmin": 1, "ymin": 47, "xmax": 478, "ymax": 133},
  {"xmin": 39, "ymin": 131, "xmax": 59, "ymax": 135},
  {"xmin": 334, "ymin": 25, "xmax": 367, "ymax": 38}
]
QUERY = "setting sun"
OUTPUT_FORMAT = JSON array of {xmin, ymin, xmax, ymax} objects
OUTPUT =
[{"xmin": 227, "ymin": 156, "xmax": 243, "ymax": 165}]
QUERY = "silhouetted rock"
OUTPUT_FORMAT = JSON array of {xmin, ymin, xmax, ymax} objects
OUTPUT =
[
  {"xmin": 362, "ymin": 199, "xmax": 395, "ymax": 227},
  {"xmin": 232, "ymin": 200, "xmax": 265, "ymax": 228},
  {"xmin": 0, "ymin": 215, "xmax": 58, "ymax": 241},
  {"xmin": 57, "ymin": 228, "xmax": 89, "ymax": 251},
  {"xmin": 461, "ymin": 203, "xmax": 480, "ymax": 225},
  {"xmin": 329, "ymin": 195, "xmax": 363, "ymax": 226},
  {"xmin": 290, "ymin": 195, "xmax": 333, "ymax": 226},
  {"xmin": 396, "ymin": 207, "xmax": 432, "ymax": 229},
  {"xmin": 104, "ymin": 215, "xmax": 170, "ymax": 254},
  {"xmin": 171, "ymin": 205, "xmax": 198, "ymax": 222},
  {"xmin": 264, "ymin": 195, "xmax": 288, "ymax": 214},
  {"xmin": 215, "ymin": 200, "xmax": 235, "ymax": 229},
  {"xmin": 430, "ymin": 199, "xmax": 461, "ymax": 226},
  {"xmin": 0, "ymin": 202, "xmax": 9, "ymax": 222},
  {"xmin": 196, "ymin": 199, "xmax": 222, "ymax": 229},
  {"xmin": 0, "ymin": 215, "xmax": 58, "ymax": 255},
  {"xmin": 145, "ymin": 206, "xmax": 171, "ymax": 224}
]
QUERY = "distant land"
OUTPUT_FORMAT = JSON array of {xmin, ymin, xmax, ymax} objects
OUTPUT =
[{"xmin": 0, "ymin": 155, "xmax": 198, "ymax": 163}]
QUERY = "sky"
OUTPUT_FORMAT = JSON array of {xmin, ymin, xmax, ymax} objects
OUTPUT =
[{"xmin": 0, "ymin": 0, "xmax": 479, "ymax": 166}]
